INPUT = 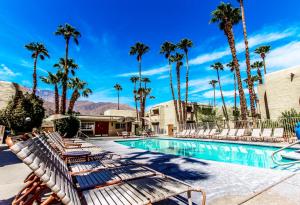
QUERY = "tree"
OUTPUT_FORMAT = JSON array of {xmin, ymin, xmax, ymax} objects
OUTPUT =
[
  {"xmin": 68, "ymin": 78, "xmax": 92, "ymax": 113},
  {"xmin": 129, "ymin": 42, "xmax": 149, "ymax": 126},
  {"xmin": 170, "ymin": 53, "xmax": 184, "ymax": 125},
  {"xmin": 160, "ymin": 41, "xmax": 179, "ymax": 124},
  {"xmin": 255, "ymin": 45, "xmax": 271, "ymax": 74},
  {"xmin": 40, "ymin": 71, "xmax": 62, "ymax": 114},
  {"xmin": 210, "ymin": 62, "xmax": 228, "ymax": 120},
  {"xmin": 226, "ymin": 61, "xmax": 238, "ymax": 114},
  {"xmin": 129, "ymin": 42, "xmax": 150, "ymax": 89},
  {"xmin": 236, "ymin": 0, "xmax": 256, "ymax": 119},
  {"xmin": 177, "ymin": 38, "xmax": 193, "ymax": 122},
  {"xmin": 210, "ymin": 2, "xmax": 248, "ymax": 120},
  {"xmin": 54, "ymin": 58, "xmax": 78, "ymax": 113},
  {"xmin": 25, "ymin": 42, "xmax": 50, "ymax": 95},
  {"xmin": 142, "ymin": 77, "xmax": 151, "ymax": 89},
  {"xmin": 114, "ymin": 83, "xmax": 122, "ymax": 110},
  {"xmin": 209, "ymin": 80, "xmax": 218, "ymax": 107},
  {"xmin": 251, "ymin": 61, "xmax": 264, "ymax": 84},
  {"xmin": 55, "ymin": 115, "xmax": 80, "ymax": 138},
  {"xmin": 55, "ymin": 23, "xmax": 81, "ymax": 114},
  {"xmin": 130, "ymin": 76, "xmax": 139, "ymax": 119}
]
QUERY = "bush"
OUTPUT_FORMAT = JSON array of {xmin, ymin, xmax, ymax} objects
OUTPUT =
[
  {"xmin": 55, "ymin": 115, "xmax": 80, "ymax": 138},
  {"xmin": 0, "ymin": 91, "xmax": 45, "ymax": 133}
]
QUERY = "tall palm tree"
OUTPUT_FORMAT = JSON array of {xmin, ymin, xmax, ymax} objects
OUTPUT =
[
  {"xmin": 142, "ymin": 77, "xmax": 151, "ymax": 89},
  {"xmin": 114, "ymin": 83, "xmax": 122, "ymax": 110},
  {"xmin": 177, "ymin": 38, "xmax": 193, "ymax": 122},
  {"xmin": 251, "ymin": 61, "xmax": 264, "ymax": 84},
  {"xmin": 130, "ymin": 76, "xmax": 139, "ymax": 119},
  {"xmin": 40, "ymin": 71, "xmax": 62, "ymax": 114},
  {"xmin": 25, "ymin": 42, "xmax": 50, "ymax": 95},
  {"xmin": 211, "ymin": 2, "xmax": 248, "ymax": 120},
  {"xmin": 226, "ymin": 61, "xmax": 237, "ymax": 113},
  {"xmin": 68, "ymin": 78, "xmax": 92, "ymax": 113},
  {"xmin": 160, "ymin": 41, "xmax": 179, "ymax": 124},
  {"xmin": 236, "ymin": 0, "xmax": 256, "ymax": 119},
  {"xmin": 209, "ymin": 80, "xmax": 218, "ymax": 107},
  {"xmin": 55, "ymin": 23, "xmax": 81, "ymax": 114},
  {"xmin": 129, "ymin": 42, "xmax": 150, "ymax": 89},
  {"xmin": 170, "ymin": 53, "xmax": 184, "ymax": 125},
  {"xmin": 254, "ymin": 46, "xmax": 271, "ymax": 74},
  {"xmin": 211, "ymin": 62, "xmax": 228, "ymax": 120},
  {"xmin": 54, "ymin": 58, "xmax": 78, "ymax": 113}
]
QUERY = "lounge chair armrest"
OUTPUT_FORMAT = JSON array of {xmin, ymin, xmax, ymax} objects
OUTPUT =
[{"xmin": 64, "ymin": 143, "xmax": 82, "ymax": 148}]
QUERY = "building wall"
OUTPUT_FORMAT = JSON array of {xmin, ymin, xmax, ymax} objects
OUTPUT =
[
  {"xmin": 0, "ymin": 81, "xmax": 16, "ymax": 110},
  {"xmin": 104, "ymin": 109, "xmax": 136, "ymax": 118},
  {"xmin": 257, "ymin": 66, "xmax": 300, "ymax": 119}
]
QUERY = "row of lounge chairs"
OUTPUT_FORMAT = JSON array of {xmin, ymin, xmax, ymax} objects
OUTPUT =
[
  {"xmin": 6, "ymin": 132, "xmax": 206, "ymax": 205},
  {"xmin": 176, "ymin": 128, "xmax": 285, "ymax": 142}
]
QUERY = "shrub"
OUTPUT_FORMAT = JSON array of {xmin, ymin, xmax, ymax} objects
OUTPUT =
[
  {"xmin": 55, "ymin": 115, "xmax": 80, "ymax": 138},
  {"xmin": 0, "ymin": 91, "xmax": 45, "ymax": 133}
]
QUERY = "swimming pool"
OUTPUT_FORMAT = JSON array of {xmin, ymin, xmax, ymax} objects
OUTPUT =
[{"xmin": 117, "ymin": 138, "xmax": 294, "ymax": 169}]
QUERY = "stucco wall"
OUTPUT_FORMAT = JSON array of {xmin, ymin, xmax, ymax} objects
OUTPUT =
[
  {"xmin": 104, "ymin": 109, "xmax": 136, "ymax": 118},
  {"xmin": 0, "ymin": 81, "xmax": 16, "ymax": 110},
  {"xmin": 257, "ymin": 66, "xmax": 300, "ymax": 119}
]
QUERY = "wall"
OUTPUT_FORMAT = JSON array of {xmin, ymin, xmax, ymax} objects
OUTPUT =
[
  {"xmin": 257, "ymin": 66, "xmax": 300, "ymax": 119},
  {"xmin": 0, "ymin": 81, "xmax": 16, "ymax": 110}
]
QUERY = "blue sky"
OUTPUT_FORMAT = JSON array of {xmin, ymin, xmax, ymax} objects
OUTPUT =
[{"xmin": 0, "ymin": 0, "xmax": 300, "ymax": 109}]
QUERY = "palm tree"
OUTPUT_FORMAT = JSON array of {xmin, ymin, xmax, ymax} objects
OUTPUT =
[
  {"xmin": 177, "ymin": 38, "xmax": 193, "ymax": 122},
  {"xmin": 160, "ymin": 41, "xmax": 179, "ymax": 124},
  {"xmin": 210, "ymin": 2, "xmax": 248, "ymax": 120},
  {"xmin": 255, "ymin": 46, "xmax": 271, "ymax": 74},
  {"xmin": 55, "ymin": 23, "xmax": 81, "ymax": 114},
  {"xmin": 130, "ymin": 76, "xmax": 139, "ymax": 119},
  {"xmin": 129, "ymin": 42, "xmax": 150, "ymax": 89},
  {"xmin": 226, "ymin": 61, "xmax": 237, "ymax": 113},
  {"xmin": 142, "ymin": 77, "xmax": 151, "ymax": 89},
  {"xmin": 40, "ymin": 71, "xmax": 62, "ymax": 114},
  {"xmin": 54, "ymin": 58, "xmax": 79, "ymax": 113},
  {"xmin": 114, "ymin": 83, "xmax": 122, "ymax": 110},
  {"xmin": 236, "ymin": 0, "xmax": 256, "ymax": 119},
  {"xmin": 25, "ymin": 42, "xmax": 50, "ymax": 95},
  {"xmin": 251, "ymin": 61, "xmax": 264, "ymax": 84},
  {"xmin": 211, "ymin": 62, "xmax": 228, "ymax": 120},
  {"xmin": 170, "ymin": 53, "xmax": 184, "ymax": 125},
  {"xmin": 68, "ymin": 78, "xmax": 92, "ymax": 113},
  {"xmin": 209, "ymin": 80, "xmax": 218, "ymax": 107}
]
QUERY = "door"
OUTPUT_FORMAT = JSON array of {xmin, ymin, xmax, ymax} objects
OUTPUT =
[
  {"xmin": 168, "ymin": 124, "xmax": 174, "ymax": 136},
  {"xmin": 95, "ymin": 121, "xmax": 109, "ymax": 136}
]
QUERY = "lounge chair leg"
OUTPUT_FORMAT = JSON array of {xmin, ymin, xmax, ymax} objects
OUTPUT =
[{"xmin": 187, "ymin": 190, "xmax": 192, "ymax": 205}]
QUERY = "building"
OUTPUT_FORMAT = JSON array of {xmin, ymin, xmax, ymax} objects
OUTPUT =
[
  {"xmin": 257, "ymin": 66, "xmax": 300, "ymax": 119},
  {"xmin": 0, "ymin": 81, "xmax": 18, "ymax": 110},
  {"xmin": 145, "ymin": 100, "xmax": 211, "ymax": 136},
  {"xmin": 79, "ymin": 109, "xmax": 136, "ymax": 136}
]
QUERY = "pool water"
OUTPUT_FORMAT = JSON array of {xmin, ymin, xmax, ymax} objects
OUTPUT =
[{"xmin": 117, "ymin": 138, "xmax": 294, "ymax": 169}]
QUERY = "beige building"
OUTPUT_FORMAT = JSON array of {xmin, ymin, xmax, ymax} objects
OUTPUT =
[
  {"xmin": 257, "ymin": 66, "xmax": 300, "ymax": 119},
  {"xmin": 79, "ymin": 109, "xmax": 136, "ymax": 136},
  {"xmin": 0, "ymin": 81, "xmax": 17, "ymax": 110}
]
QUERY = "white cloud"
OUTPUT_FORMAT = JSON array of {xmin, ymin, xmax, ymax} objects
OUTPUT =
[
  {"xmin": 189, "ymin": 27, "xmax": 296, "ymax": 66},
  {"xmin": 0, "ymin": 64, "xmax": 20, "ymax": 79},
  {"xmin": 118, "ymin": 65, "xmax": 168, "ymax": 77},
  {"xmin": 157, "ymin": 75, "xmax": 169, "ymax": 79}
]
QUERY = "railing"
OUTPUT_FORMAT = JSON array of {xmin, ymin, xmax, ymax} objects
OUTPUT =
[
  {"xmin": 271, "ymin": 140, "xmax": 300, "ymax": 166},
  {"xmin": 178, "ymin": 117, "xmax": 300, "ymax": 139}
]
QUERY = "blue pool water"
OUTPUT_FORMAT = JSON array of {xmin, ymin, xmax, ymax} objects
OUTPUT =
[{"xmin": 117, "ymin": 138, "xmax": 294, "ymax": 169}]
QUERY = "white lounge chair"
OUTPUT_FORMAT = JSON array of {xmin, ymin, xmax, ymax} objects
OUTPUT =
[
  {"xmin": 261, "ymin": 128, "xmax": 272, "ymax": 141},
  {"xmin": 251, "ymin": 128, "xmax": 262, "ymax": 141},
  {"xmin": 195, "ymin": 129, "xmax": 205, "ymax": 138},
  {"xmin": 226, "ymin": 129, "xmax": 238, "ymax": 140},
  {"xmin": 208, "ymin": 129, "xmax": 217, "ymax": 139},
  {"xmin": 235, "ymin": 129, "xmax": 246, "ymax": 140},
  {"xmin": 188, "ymin": 129, "xmax": 196, "ymax": 137},
  {"xmin": 265, "ymin": 128, "xmax": 284, "ymax": 142},
  {"xmin": 215, "ymin": 129, "xmax": 229, "ymax": 140}
]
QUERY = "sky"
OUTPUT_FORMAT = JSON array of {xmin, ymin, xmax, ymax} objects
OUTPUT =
[{"xmin": 0, "ymin": 0, "xmax": 300, "ymax": 109}]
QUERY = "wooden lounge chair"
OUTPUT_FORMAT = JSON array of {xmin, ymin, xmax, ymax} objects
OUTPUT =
[
  {"xmin": 261, "ymin": 128, "xmax": 272, "ymax": 141},
  {"xmin": 7, "ymin": 136, "xmax": 206, "ymax": 205},
  {"xmin": 215, "ymin": 129, "xmax": 229, "ymax": 140},
  {"xmin": 251, "ymin": 128, "xmax": 262, "ymax": 141},
  {"xmin": 226, "ymin": 129, "xmax": 238, "ymax": 140}
]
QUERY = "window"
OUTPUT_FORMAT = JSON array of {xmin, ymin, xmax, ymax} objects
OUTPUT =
[
  {"xmin": 187, "ymin": 106, "xmax": 193, "ymax": 112},
  {"xmin": 152, "ymin": 109, "xmax": 159, "ymax": 115},
  {"xmin": 81, "ymin": 122, "xmax": 94, "ymax": 130},
  {"xmin": 116, "ymin": 123, "xmax": 125, "ymax": 129}
]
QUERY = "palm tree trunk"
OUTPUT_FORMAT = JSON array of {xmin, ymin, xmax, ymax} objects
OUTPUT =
[
  {"xmin": 60, "ymin": 39, "xmax": 69, "ymax": 114},
  {"xmin": 184, "ymin": 52, "xmax": 189, "ymax": 122},
  {"xmin": 225, "ymin": 26, "xmax": 248, "ymax": 120},
  {"xmin": 176, "ymin": 64, "xmax": 183, "ymax": 125},
  {"xmin": 168, "ymin": 61, "xmax": 180, "ymax": 125},
  {"xmin": 239, "ymin": 0, "xmax": 256, "ymax": 119},
  {"xmin": 117, "ymin": 91, "xmax": 120, "ymax": 110},
  {"xmin": 233, "ymin": 73, "xmax": 237, "ymax": 113},
  {"xmin": 134, "ymin": 83, "xmax": 139, "ymax": 119},
  {"xmin": 68, "ymin": 89, "xmax": 78, "ymax": 113},
  {"xmin": 32, "ymin": 55, "xmax": 38, "ymax": 95},
  {"xmin": 138, "ymin": 58, "xmax": 142, "ymax": 89},
  {"xmin": 217, "ymin": 69, "xmax": 228, "ymax": 120},
  {"xmin": 257, "ymin": 68, "xmax": 263, "ymax": 84},
  {"xmin": 263, "ymin": 57, "xmax": 267, "ymax": 74},
  {"xmin": 213, "ymin": 86, "xmax": 216, "ymax": 107},
  {"xmin": 54, "ymin": 84, "xmax": 59, "ymax": 114}
]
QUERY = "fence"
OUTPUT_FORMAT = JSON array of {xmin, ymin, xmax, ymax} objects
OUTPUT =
[{"xmin": 179, "ymin": 117, "xmax": 300, "ymax": 139}]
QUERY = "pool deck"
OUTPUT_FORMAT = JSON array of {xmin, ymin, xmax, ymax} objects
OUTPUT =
[{"xmin": 0, "ymin": 138, "xmax": 300, "ymax": 205}]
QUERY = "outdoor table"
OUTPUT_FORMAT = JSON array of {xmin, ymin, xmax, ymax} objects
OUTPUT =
[{"xmin": 62, "ymin": 150, "xmax": 91, "ymax": 162}]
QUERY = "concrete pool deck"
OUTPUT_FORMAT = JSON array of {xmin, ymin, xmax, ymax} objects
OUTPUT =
[{"xmin": 0, "ymin": 138, "xmax": 299, "ymax": 205}]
